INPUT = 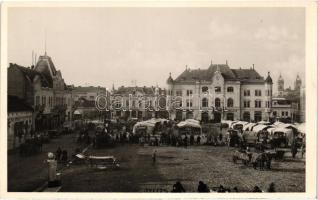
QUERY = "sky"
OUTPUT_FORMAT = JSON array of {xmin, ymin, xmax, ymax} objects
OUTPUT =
[{"xmin": 8, "ymin": 7, "xmax": 305, "ymax": 92}]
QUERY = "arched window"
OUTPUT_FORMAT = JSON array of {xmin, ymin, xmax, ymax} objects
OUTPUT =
[
  {"xmin": 227, "ymin": 98, "xmax": 234, "ymax": 107},
  {"xmin": 227, "ymin": 87, "xmax": 234, "ymax": 92},
  {"xmin": 202, "ymin": 98, "xmax": 208, "ymax": 108},
  {"xmin": 215, "ymin": 98, "xmax": 221, "ymax": 108}
]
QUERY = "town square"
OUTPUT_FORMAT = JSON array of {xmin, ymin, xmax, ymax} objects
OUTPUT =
[{"xmin": 4, "ymin": 5, "xmax": 310, "ymax": 194}]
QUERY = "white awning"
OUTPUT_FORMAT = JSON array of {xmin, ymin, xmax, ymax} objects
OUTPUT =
[{"xmin": 73, "ymin": 110, "xmax": 82, "ymax": 115}]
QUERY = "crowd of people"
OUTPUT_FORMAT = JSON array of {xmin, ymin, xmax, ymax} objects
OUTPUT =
[{"xmin": 170, "ymin": 181, "xmax": 276, "ymax": 193}]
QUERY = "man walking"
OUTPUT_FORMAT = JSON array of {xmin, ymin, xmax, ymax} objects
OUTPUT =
[{"xmin": 152, "ymin": 150, "xmax": 157, "ymax": 165}]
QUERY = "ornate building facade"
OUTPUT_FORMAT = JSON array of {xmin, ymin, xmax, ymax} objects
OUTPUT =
[
  {"xmin": 166, "ymin": 61, "xmax": 273, "ymax": 122},
  {"xmin": 8, "ymin": 53, "xmax": 74, "ymax": 133}
]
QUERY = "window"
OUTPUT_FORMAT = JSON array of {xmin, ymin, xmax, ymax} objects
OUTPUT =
[
  {"xmin": 186, "ymin": 90, "xmax": 193, "ymax": 96},
  {"xmin": 265, "ymin": 101, "xmax": 271, "ymax": 108},
  {"xmin": 265, "ymin": 89, "xmax": 271, "ymax": 96},
  {"xmin": 227, "ymin": 87, "xmax": 234, "ymax": 92},
  {"xmin": 226, "ymin": 113, "xmax": 234, "ymax": 121},
  {"xmin": 126, "ymin": 99, "xmax": 129, "ymax": 107},
  {"xmin": 282, "ymin": 111, "xmax": 285, "ymax": 116},
  {"xmin": 215, "ymin": 87, "xmax": 221, "ymax": 93},
  {"xmin": 255, "ymin": 100, "xmax": 262, "ymax": 108},
  {"xmin": 227, "ymin": 98, "xmax": 234, "ymax": 107},
  {"xmin": 244, "ymin": 90, "xmax": 250, "ymax": 96},
  {"xmin": 35, "ymin": 96, "xmax": 40, "ymax": 106},
  {"xmin": 202, "ymin": 98, "xmax": 208, "ymax": 108},
  {"xmin": 244, "ymin": 101, "xmax": 250, "ymax": 108},
  {"xmin": 186, "ymin": 99, "xmax": 193, "ymax": 107},
  {"xmin": 273, "ymin": 111, "xmax": 277, "ymax": 116},
  {"xmin": 215, "ymin": 98, "xmax": 221, "ymax": 108},
  {"xmin": 42, "ymin": 96, "xmax": 46, "ymax": 106},
  {"xmin": 286, "ymin": 111, "xmax": 288, "ymax": 116},
  {"xmin": 176, "ymin": 90, "xmax": 182, "ymax": 96},
  {"xmin": 89, "ymin": 96, "xmax": 95, "ymax": 100},
  {"xmin": 255, "ymin": 90, "xmax": 262, "ymax": 96},
  {"xmin": 254, "ymin": 111, "xmax": 262, "ymax": 122},
  {"xmin": 243, "ymin": 112, "xmax": 250, "ymax": 122},
  {"xmin": 202, "ymin": 86, "xmax": 209, "ymax": 93}
]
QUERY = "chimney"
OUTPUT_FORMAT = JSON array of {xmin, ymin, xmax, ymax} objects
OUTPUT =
[
  {"xmin": 252, "ymin": 64, "xmax": 255, "ymax": 70},
  {"xmin": 226, "ymin": 60, "xmax": 228, "ymax": 65},
  {"xmin": 31, "ymin": 65, "xmax": 34, "ymax": 70}
]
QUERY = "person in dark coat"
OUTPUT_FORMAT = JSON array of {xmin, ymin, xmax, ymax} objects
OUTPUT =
[
  {"xmin": 183, "ymin": 135, "xmax": 188, "ymax": 148},
  {"xmin": 252, "ymin": 186, "xmax": 262, "ymax": 192},
  {"xmin": 291, "ymin": 141, "xmax": 298, "ymax": 158},
  {"xmin": 56, "ymin": 147, "xmax": 62, "ymax": 161},
  {"xmin": 198, "ymin": 181, "xmax": 209, "ymax": 192},
  {"xmin": 217, "ymin": 185, "xmax": 226, "ymax": 193},
  {"xmin": 267, "ymin": 182, "xmax": 275, "ymax": 192},
  {"xmin": 171, "ymin": 181, "xmax": 186, "ymax": 192},
  {"xmin": 61, "ymin": 150, "xmax": 68, "ymax": 163},
  {"xmin": 190, "ymin": 134, "xmax": 194, "ymax": 146},
  {"xmin": 197, "ymin": 135, "xmax": 201, "ymax": 145}
]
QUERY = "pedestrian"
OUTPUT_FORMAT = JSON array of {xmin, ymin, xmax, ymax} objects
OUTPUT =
[
  {"xmin": 291, "ymin": 141, "xmax": 298, "ymax": 158},
  {"xmin": 61, "ymin": 150, "xmax": 68, "ymax": 163},
  {"xmin": 183, "ymin": 135, "xmax": 188, "ymax": 148},
  {"xmin": 197, "ymin": 135, "xmax": 201, "ymax": 145},
  {"xmin": 190, "ymin": 134, "xmax": 194, "ymax": 146},
  {"xmin": 152, "ymin": 150, "xmax": 157, "ymax": 165},
  {"xmin": 267, "ymin": 182, "xmax": 275, "ymax": 192},
  {"xmin": 198, "ymin": 181, "xmax": 209, "ymax": 192},
  {"xmin": 175, "ymin": 181, "xmax": 185, "ymax": 192},
  {"xmin": 252, "ymin": 186, "xmax": 262, "ymax": 192},
  {"xmin": 217, "ymin": 185, "xmax": 226, "ymax": 193},
  {"xmin": 56, "ymin": 147, "xmax": 62, "ymax": 161}
]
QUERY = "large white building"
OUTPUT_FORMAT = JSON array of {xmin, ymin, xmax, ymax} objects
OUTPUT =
[{"xmin": 166, "ymin": 61, "xmax": 273, "ymax": 122}]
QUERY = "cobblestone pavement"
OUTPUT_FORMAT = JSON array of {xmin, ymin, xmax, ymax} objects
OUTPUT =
[
  {"xmin": 60, "ymin": 144, "xmax": 305, "ymax": 192},
  {"xmin": 8, "ymin": 133, "xmax": 86, "ymax": 192}
]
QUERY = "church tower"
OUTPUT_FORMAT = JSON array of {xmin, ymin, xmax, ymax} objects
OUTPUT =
[
  {"xmin": 294, "ymin": 74, "xmax": 302, "ymax": 91},
  {"xmin": 277, "ymin": 74, "xmax": 284, "ymax": 96}
]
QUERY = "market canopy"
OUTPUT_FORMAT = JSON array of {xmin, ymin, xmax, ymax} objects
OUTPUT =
[
  {"xmin": 177, "ymin": 119, "xmax": 201, "ymax": 129},
  {"xmin": 252, "ymin": 124, "xmax": 272, "ymax": 133},
  {"xmin": 257, "ymin": 121, "xmax": 271, "ymax": 125},
  {"xmin": 231, "ymin": 121, "xmax": 249, "ymax": 129},
  {"xmin": 73, "ymin": 110, "xmax": 82, "ymax": 115},
  {"xmin": 243, "ymin": 123, "xmax": 257, "ymax": 131},
  {"xmin": 295, "ymin": 123, "xmax": 306, "ymax": 134}
]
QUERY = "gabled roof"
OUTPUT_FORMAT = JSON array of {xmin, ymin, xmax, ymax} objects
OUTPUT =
[
  {"xmin": 73, "ymin": 86, "xmax": 106, "ymax": 93},
  {"xmin": 34, "ymin": 54, "xmax": 57, "ymax": 87},
  {"xmin": 208, "ymin": 64, "xmax": 236, "ymax": 79},
  {"xmin": 8, "ymin": 95, "xmax": 33, "ymax": 112},
  {"xmin": 10, "ymin": 63, "xmax": 51, "ymax": 88},
  {"xmin": 114, "ymin": 86, "xmax": 165, "ymax": 95},
  {"xmin": 172, "ymin": 63, "xmax": 265, "ymax": 84}
]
